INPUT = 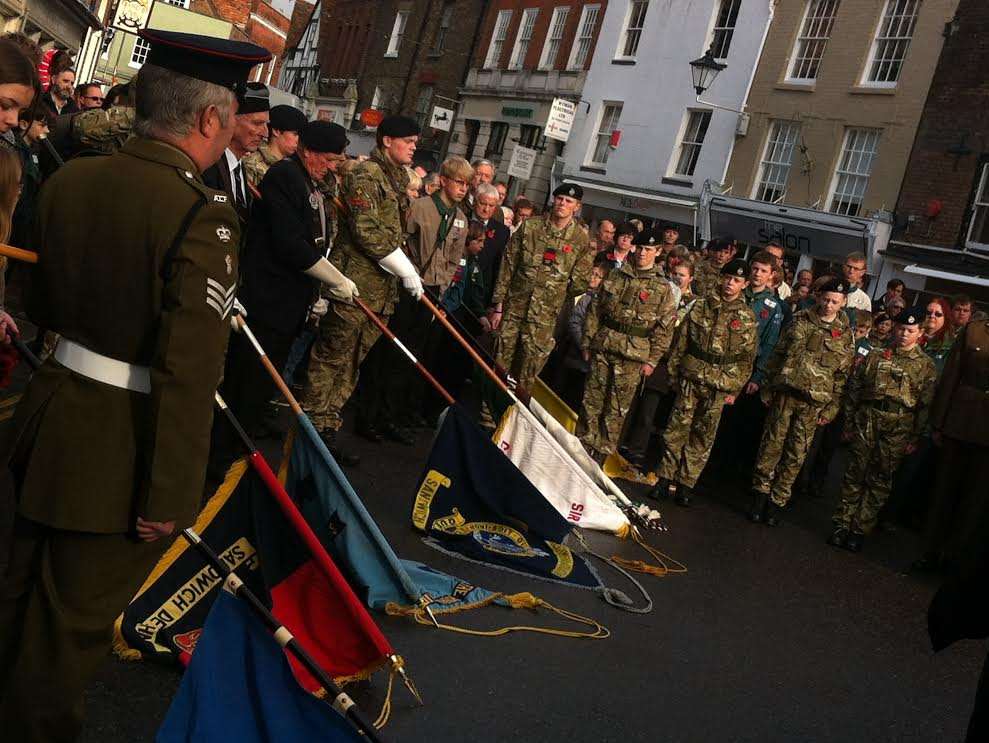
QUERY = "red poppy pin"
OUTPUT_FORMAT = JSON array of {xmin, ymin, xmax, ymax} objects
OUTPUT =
[
  {"xmin": 831, "ymin": 328, "xmax": 842, "ymax": 339},
  {"xmin": 542, "ymin": 250, "xmax": 557, "ymax": 263},
  {"xmin": 730, "ymin": 318, "xmax": 742, "ymax": 330},
  {"xmin": 563, "ymin": 243, "xmax": 573, "ymax": 253},
  {"xmin": 607, "ymin": 252, "xmax": 616, "ymax": 261},
  {"xmin": 883, "ymin": 349, "xmax": 893, "ymax": 360},
  {"xmin": 759, "ymin": 308, "xmax": 769, "ymax": 320},
  {"xmin": 639, "ymin": 290, "xmax": 650, "ymax": 302},
  {"xmin": 486, "ymin": 229, "xmax": 495, "ymax": 239}
]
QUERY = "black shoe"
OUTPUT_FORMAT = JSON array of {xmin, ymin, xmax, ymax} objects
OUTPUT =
[
  {"xmin": 843, "ymin": 532, "xmax": 864, "ymax": 553},
  {"xmin": 764, "ymin": 502, "xmax": 781, "ymax": 527},
  {"xmin": 647, "ymin": 478, "xmax": 674, "ymax": 501},
  {"xmin": 674, "ymin": 484, "xmax": 693, "ymax": 507},
  {"xmin": 624, "ymin": 450, "xmax": 645, "ymax": 468},
  {"xmin": 747, "ymin": 492, "xmax": 768, "ymax": 523},
  {"xmin": 826, "ymin": 527, "xmax": 848, "ymax": 548},
  {"xmin": 319, "ymin": 429, "xmax": 360, "ymax": 467},
  {"xmin": 382, "ymin": 423, "xmax": 416, "ymax": 446},
  {"xmin": 354, "ymin": 421, "xmax": 383, "ymax": 443}
]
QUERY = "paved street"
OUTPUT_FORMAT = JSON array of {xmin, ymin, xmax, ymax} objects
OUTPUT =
[{"xmin": 0, "ymin": 334, "xmax": 982, "ymax": 742}]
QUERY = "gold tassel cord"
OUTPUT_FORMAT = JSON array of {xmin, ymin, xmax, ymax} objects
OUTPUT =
[
  {"xmin": 373, "ymin": 666, "xmax": 395, "ymax": 730},
  {"xmin": 610, "ymin": 526, "xmax": 688, "ymax": 577}
]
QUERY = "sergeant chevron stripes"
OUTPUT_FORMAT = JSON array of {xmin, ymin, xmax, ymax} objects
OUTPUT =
[{"xmin": 206, "ymin": 277, "xmax": 236, "ymax": 320}]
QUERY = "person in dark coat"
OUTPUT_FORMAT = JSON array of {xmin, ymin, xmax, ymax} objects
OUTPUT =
[{"xmin": 470, "ymin": 182, "xmax": 511, "ymax": 308}]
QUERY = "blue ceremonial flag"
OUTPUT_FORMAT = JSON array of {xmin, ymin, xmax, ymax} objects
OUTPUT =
[
  {"xmin": 156, "ymin": 590, "xmax": 364, "ymax": 743},
  {"xmin": 412, "ymin": 404, "xmax": 602, "ymax": 590}
]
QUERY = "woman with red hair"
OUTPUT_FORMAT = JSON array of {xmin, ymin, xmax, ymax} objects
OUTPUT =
[{"xmin": 922, "ymin": 297, "xmax": 955, "ymax": 376}]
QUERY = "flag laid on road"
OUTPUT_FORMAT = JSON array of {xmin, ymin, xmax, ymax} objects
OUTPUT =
[
  {"xmin": 413, "ymin": 404, "xmax": 601, "ymax": 589},
  {"xmin": 156, "ymin": 589, "xmax": 364, "ymax": 743}
]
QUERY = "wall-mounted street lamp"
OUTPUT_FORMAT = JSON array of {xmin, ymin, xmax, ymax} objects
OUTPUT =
[{"xmin": 689, "ymin": 47, "xmax": 745, "ymax": 116}]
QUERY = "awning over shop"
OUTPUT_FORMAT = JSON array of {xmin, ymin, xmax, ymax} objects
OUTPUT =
[
  {"xmin": 884, "ymin": 241, "xmax": 989, "ymax": 288},
  {"xmin": 563, "ymin": 176, "xmax": 698, "ymax": 228}
]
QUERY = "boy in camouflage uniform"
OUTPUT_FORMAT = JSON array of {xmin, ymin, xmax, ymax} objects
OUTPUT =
[
  {"xmin": 241, "ymin": 104, "xmax": 307, "ymax": 189},
  {"xmin": 488, "ymin": 183, "xmax": 594, "ymax": 392},
  {"xmin": 690, "ymin": 236, "xmax": 737, "ymax": 298},
  {"xmin": 749, "ymin": 278, "xmax": 854, "ymax": 525},
  {"xmin": 828, "ymin": 308, "xmax": 937, "ymax": 552},
  {"xmin": 653, "ymin": 258, "xmax": 758, "ymax": 506},
  {"xmin": 578, "ymin": 227, "xmax": 678, "ymax": 460}
]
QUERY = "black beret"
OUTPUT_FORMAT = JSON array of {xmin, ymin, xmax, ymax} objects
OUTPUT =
[
  {"xmin": 237, "ymin": 82, "xmax": 269, "ymax": 114},
  {"xmin": 818, "ymin": 278, "xmax": 847, "ymax": 294},
  {"xmin": 633, "ymin": 227, "xmax": 662, "ymax": 247},
  {"xmin": 301, "ymin": 120, "xmax": 349, "ymax": 154},
  {"xmin": 721, "ymin": 258, "xmax": 749, "ymax": 277},
  {"xmin": 708, "ymin": 236, "xmax": 736, "ymax": 252},
  {"xmin": 659, "ymin": 221, "xmax": 679, "ymax": 232},
  {"xmin": 894, "ymin": 307, "xmax": 923, "ymax": 326},
  {"xmin": 553, "ymin": 182, "xmax": 583, "ymax": 200},
  {"xmin": 269, "ymin": 104, "xmax": 307, "ymax": 132},
  {"xmin": 138, "ymin": 29, "xmax": 271, "ymax": 91},
  {"xmin": 378, "ymin": 115, "xmax": 420, "ymax": 138}
]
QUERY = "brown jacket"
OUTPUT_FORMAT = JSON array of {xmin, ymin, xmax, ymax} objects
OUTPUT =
[
  {"xmin": 930, "ymin": 319, "xmax": 989, "ymax": 446},
  {"xmin": 405, "ymin": 194, "xmax": 468, "ymax": 290}
]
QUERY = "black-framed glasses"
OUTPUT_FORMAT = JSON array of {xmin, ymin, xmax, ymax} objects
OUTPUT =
[{"xmin": 926, "ymin": 310, "xmax": 944, "ymax": 318}]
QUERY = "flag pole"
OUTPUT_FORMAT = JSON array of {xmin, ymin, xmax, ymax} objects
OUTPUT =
[{"xmin": 181, "ymin": 528, "xmax": 386, "ymax": 743}]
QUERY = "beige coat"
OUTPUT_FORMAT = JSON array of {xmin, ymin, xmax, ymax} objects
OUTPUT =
[{"xmin": 405, "ymin": 194, "xmax": 468, "ymax": 290}]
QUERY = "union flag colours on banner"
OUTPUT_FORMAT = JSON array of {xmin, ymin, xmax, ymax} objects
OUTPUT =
[{"xmin": 413, "ymin": 404, "xmax": 602, "ymax": 590}]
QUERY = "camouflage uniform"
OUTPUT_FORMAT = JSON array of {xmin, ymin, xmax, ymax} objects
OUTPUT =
[
  {"xmin": 752, "ymin": 309, "xmax": 854, "ymax": 506},
  {"xmin": 657, "ymin": 294, "xmax": 758, "ymax": 487},
  {"xmin": 302, "ymin": 147, "xmax": 408, "ymax": 432},
  {"xmin": 690, "ymin": 258, "xmax": 723, "ymax": 298},
  {"xmin": 833, "ymin": 344, "xmax": 937, "ymax": 535},
  {"xmin": 241, "ymin": 141, "xmax": 282, "ymax": 190},
  {"xmin": 491, "ymin": 215, "xmax": 594, "ymax": 391},
  {"xmin": 578, "ymin": 263, "xmax": 678, "ymax": 456},
  {"xmin": 70, "ymin": 105, "xmax": 134, "ymax": 155}
]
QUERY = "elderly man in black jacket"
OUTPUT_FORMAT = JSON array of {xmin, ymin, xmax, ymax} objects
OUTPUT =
[{"xmin": 212, "ymin": 121, "xmax": 358, "ymax": 460}]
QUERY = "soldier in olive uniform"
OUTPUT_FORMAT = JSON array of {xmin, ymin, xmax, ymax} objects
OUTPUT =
[
  {"xmin": 0, "ymin": 31, "xmax": 270, "ymax": 742},
  {"xmin": 241, "ymin": 103, "xmax": 307, "ymax": 190},
  {"xmin": 302, "ymin": 116, "xmax": 424, "ymax": 465},
  {"xmin": 578, "ymin": 227, "xmax": 678, "ymax": 459},
  {"xmin": 749, "ymin": 279, "xmax": 854, "ymax": 525},
  {"xmin": 828, "ymin": 308, "xmax": 937, "ymax": 552},
  {"xmin": 653, "ymin": 258, "xmax": 758, "ymax": 505},
  {"xmin": 488, "ymin": 182, "xmax": 594, "ymax": 392},
  {"xmin": 690, "ymin": 235, "xmax": 737, "ymax": 298}
]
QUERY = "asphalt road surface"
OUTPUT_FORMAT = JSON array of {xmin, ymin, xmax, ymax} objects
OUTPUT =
[{"xmin": 0, "ymin": 358, "xmax": 983, "ymax": 742}]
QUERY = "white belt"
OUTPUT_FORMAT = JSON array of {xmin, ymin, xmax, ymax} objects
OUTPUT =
[{"xmin": 54, "ymin": 339, "xmax": 151, "ymax": 394}]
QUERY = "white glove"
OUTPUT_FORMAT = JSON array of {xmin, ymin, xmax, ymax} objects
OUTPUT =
[
  {"xmin": 378, "ymin": 247, "xmax": 424, "ymax": 300},
  {"xmin": 304, "ymin": 257, "xmax": 359, "ymax": 304},
  {"xmin": 231, "ymin": 298, "xmax": 247, "ymax": 331},
  {"xmin": 311, "ymin": 297, "xmax": 329, "ymax": 318}
]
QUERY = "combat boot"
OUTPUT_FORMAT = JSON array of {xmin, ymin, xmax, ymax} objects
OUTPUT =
[
  {"xmin": 826, "ymin": 527, "xmax": 848, "ymax": 548},
  {"xmin": 674, "ymin": 484, "xmax": 693, "ymax": 507},
  {"xmin": 319, "ymin": 428, "xmax": 360, "ymax": 467},
  {"xmin": 747, "ymin": 491, "xmax": 768, "ymax": 523},
  {"xmin": 764, "ymin": 502, "xmax": 782, "ymax": 527},
  {"xmin": 843, "ymin": 532, "xmax": 864, "ymax": 553},
  {"xmin": 647, "ymin": 478, "xmax": 675, "ymax": 501}
]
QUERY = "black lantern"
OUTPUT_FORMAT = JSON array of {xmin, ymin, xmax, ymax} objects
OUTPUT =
[{"xmin": 689, "ymin": 47, "xmax": 727, "ymax": 96}]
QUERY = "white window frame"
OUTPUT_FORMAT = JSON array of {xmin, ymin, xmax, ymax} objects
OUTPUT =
[
  {"xmin": 586, "ymin": 101, "xmax": 622, "ymax": 168},
  {"xmin": 99, "ymin": 29, "xmax": 114, "ymax": 60},
  {"xmin": 669, "ymin": 109, "xmax": 712, "ymax": 178},
  {"xmin": 431, "ymin": 3, "xmax": 453, "ymax": 54},
  {"xmin": 708, "ymin": 0, "xmax": 741, "ymax": 60},
  {"xmin": 860, "ymin": 0, "xmax": 920, "ymax": 88},
  {"xmin": 753, "ymin": 120, "xmax": 802, "ymax": 203},
  {"xmin": 567, "ymin": 4, "xmax": 600, "ymax": 71},
  {"xmin": 965, "ymin": 163, "xmax": 989, "ymax": 252},
  {"xmin": 385, "ymin": 10, "xmax": 410, "ymax": 58},
  {"xmin": 484, "ymin": 10, "xmax": 513, "ymax": 69},
  {"xmin": 538, "ymin": 6, "xmax": 570, "ymax": 70},
  {"xmin": 786, "ymin": 0, "xmax": 840, "ymax": 83},
  {"xmin": 827, "ymin": 127, "xmax": 882, "ymax": 217},
  {"xmin": 509, "ymin": 8, "xmax": 539, "ymax": 70},
  {"xmin": 616, "ymin": 0, "xmax": 649, "ymax": 61},
  {"xmin": 160, "ymin": 0, "xmax": 190, "ymax": 7},
  {"xmin": 128, "ymin": 36, "xmax": 151, "ymax": 69}
]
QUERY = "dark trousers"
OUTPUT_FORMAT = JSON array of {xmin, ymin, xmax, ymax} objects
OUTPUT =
[
  {"xmin": 709, "ymin": 389, "xmax": 766, "ymax": 479},
  {"xmin": 798, "ymin": 412, "xmax": 845, "ymax": 495},
  {"xmin": 970, "ymin": 652, "xmax": 989, "ymax": 743},
  {"xmin": 924, "ymin": 437, "xmax": 989, "ymax": 565},
  {"xmin": 424, "ymin": 309, "xmax": 482, "ymax": 421},
  {"xmin": 0, "ymin": 516, "xmax": 168, "ymax": 742}
]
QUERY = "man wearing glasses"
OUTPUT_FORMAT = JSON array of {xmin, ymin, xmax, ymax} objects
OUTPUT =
[
  {"xmin": 73, "ymin": 82, "xmax": 104, "ymax": 111},
  {"xmin": 842, "ymin": 252, "xmax": 872, "ymax": 312}
]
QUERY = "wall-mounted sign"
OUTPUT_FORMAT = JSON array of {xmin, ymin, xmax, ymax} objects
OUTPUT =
[
  {"xmin": 501, "ymin": 106, "xmax": 534, "ymax": 120},
  {"xmin": 113, "ymin": 0, "xmax": 152, "ymax": 31},
  {"xmin": 543, "ymin": 98, "xmax": 575, "ymax": 143},
  {"xmin": 430, "ymin": 105, "xmax": 454, "ymax": 132},
  {"xmin": 507, "ymin": 145, "xmax": 537, "ymax": 180}
]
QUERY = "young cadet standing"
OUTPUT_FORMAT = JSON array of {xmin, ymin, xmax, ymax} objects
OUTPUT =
[
  {"xmin": 749, "ymin": 279, "xmax": 854, "ymax": 525},
  {"xmin": 691, "ymin": 235, "xmax": 736, "ymax": 298},
  {"xmin": 578, "ymin": 227, "xmax": 678, "ymax": 460},
  {"xmin": 0, "ymin": 30, "xmax": 271, "ymax": 741},
  {"xmin": 653, "ymin": 259, "xmax": 758, "ymax": 506},
  {"xmin": 828, "ymin": 308, "xmax": 937, "ymax": 552}
]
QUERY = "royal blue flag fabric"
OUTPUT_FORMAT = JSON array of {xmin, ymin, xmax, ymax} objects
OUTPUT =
[
  {"xmin": 412, "ymin": 404, "xmax": 602, "ymax": 590},
  {"xmin": 156, "ymin": 589, "xmax": 364, "ymax": 743}
]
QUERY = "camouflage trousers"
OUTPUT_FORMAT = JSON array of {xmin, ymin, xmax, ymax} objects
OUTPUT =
[
  {"xmin": 495, "ymin": 311, "xmax": 555, "ymax": 393},
  {"xmin": 833, "ymin": 407, "xmax": 913, "ymax": 535},
  {"xmin": 656, "ymin": 379, "xmax": 728, "ymax": 488},
  {"xmin": 578, "ymin": 353, "xmax": 642, "ymax": 457},
  {"xmin": 302, "ymin": 301, "xmax": 384, "ymax": 432},
  {"xmin": 752, "ymin": 391, "xmax": 822, "ymax": 506}
]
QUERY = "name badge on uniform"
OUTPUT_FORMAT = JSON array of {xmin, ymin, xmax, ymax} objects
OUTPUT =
[
  {"xmin": 309, "ymin": 193, "xmax": 321, "ymax": 209},
  {"xmin": 857, "ymin": 346, "xmax": 870, "ymax": 356},
  {"xmin": 765, "ymin": 299, "xmax": 777, "ymax": 308},
  {"xmin": 458, "ymin": 258, "xmax": 467, "ymax": 266},
  {"xmin": 214, "ymin": 194, "xmax": 228, "ymax": 203},
  {"xmin": 454, "ymin": 219, "xmax": 466, "ymax": 228}
]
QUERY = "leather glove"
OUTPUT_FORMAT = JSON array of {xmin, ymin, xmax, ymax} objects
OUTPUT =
[
  {"xmin": 304, "ymin": 257, "xmax": 359, "ymax": 304},
  {"xmin": 378, "ymin": 247, "xmax": 424, "ymax": 300}
]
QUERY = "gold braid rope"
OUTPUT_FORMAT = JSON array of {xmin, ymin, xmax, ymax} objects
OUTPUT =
[{"xmin": 610, "ymin": 526, "xmax": 688, "ymax": 578}]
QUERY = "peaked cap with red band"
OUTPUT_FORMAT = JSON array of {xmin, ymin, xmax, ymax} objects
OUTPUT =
[{"xmin": 138, "ymin": 29, "xmax": 271, "ymax": 91}]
